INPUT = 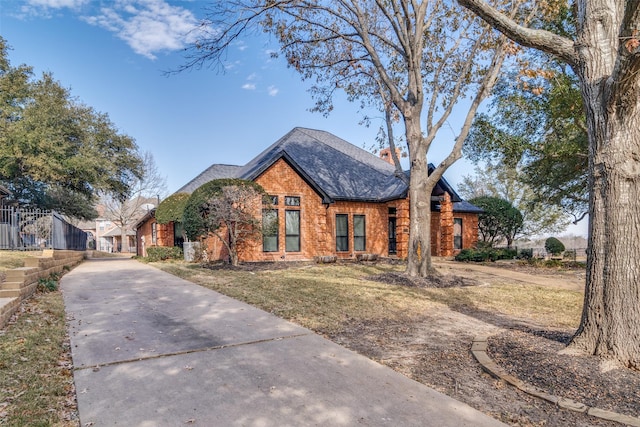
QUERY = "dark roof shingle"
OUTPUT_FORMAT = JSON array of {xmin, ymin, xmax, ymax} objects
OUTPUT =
[
  {"xmin": 239, "ymin": 128, "xmax": 407, "ymax": 202},
  {"xmin": 172, "ymin": 127, "xmax": 478, "ymax": 211},
  {"xmin": 176, "ymin": 164, "xmax": 243, "ymax": 194}
]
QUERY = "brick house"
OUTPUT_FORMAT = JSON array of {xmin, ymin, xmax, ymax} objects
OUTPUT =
[{"xmin": 136, "ymin": 127, "xmax": 481, "ymax": 260}]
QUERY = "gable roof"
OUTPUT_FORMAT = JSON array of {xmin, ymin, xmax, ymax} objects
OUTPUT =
[
  {"xmin": 176, "ymin": 164, "xmax": 243, "ymax": 194},
  {"xmin": 174, "ymin": 127, "xmax": 478, "ymax": 211},
  {"xmin": 238, "ymin": 128, "xmax": 407, "ymax": 203}
]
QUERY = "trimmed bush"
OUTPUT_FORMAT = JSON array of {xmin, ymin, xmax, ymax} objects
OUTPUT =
[
  {"xmin": 156, "ymin": 193, "xmax": 190, "ymax": 224},
  {"xmin": 454, "ymin": 247, "xmax": 516, "ymax": 262},
  {"xmin": 183, "ymin": 178, "xmax": 267, "ymax": 241},
  {"xmin": 146, "ymin": 246, "xmax": 183, "ymax": 262},
  {"xmin": 545, "ymin": 237, "xmax": 565, "ymax": 256}
]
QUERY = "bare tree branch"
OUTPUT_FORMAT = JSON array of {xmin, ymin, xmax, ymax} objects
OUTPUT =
[{"xmin": 458, "ymin": 0, "xmax": 578, "ymax": 67}]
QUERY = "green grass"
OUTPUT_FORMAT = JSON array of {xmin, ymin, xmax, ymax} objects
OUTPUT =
[
  {"xmin": 156, "ymin": 261, "xmax": 583, "ymax": 333},
  {"xmin": 0, "ymin": 291, "xmax": 76, "ymax": 426}
]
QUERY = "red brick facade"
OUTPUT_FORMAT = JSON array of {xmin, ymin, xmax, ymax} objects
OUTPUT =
[
  {"xmin": 135, "ymin": 215, "xmax": 174, "ymax": 257},
  {"xmin": 181, "ymin": 158, "xmax": 477, "ymax": 262}
]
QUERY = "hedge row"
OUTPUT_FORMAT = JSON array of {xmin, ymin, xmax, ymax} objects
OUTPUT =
[
  {"xmin": 146, "ymin": 246, "xmax": 183, "ymax": 262},
  {"xmin": 454, "ymin": 247, "xmax": 518, "ymax": 262}
]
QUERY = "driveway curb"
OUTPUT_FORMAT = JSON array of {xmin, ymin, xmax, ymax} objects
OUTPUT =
[{"xmin": 472, "ymin": 335, "xmax": 640, "ymax": 427}]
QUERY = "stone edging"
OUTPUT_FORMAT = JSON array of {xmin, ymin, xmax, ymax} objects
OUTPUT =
[{"xmin": 472, "ymin": 335, "xmax": 640, "ymax": 427}]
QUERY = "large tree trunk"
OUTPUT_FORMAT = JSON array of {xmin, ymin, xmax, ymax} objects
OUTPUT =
[
  {"xmin": 457, "ymin": 0, "xmax": 640, "ymax": 367},
  {"xmin": 571, "ymin": 105, "xmax": 640, "ymax": 369},
  {"xmin": 405, "ymin": 118, "xmax": 433, "ymax": 277},
  {"xmin": 568, "ymin": 1, "xmax": 640, "ymax": 368}
]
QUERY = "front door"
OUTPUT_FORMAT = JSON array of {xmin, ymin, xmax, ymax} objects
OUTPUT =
[{"xmin": 388, "ymin": 217, "xmax": 397, "ymax": 255}]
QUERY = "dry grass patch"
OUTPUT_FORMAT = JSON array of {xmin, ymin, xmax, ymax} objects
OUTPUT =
[
  {"xmin": 0, "ymin": 251, "xmax": 41, "ymax": 272},
  {"xmin": 158, "ymin": 262, "xmax": 441, "ymax": 333},
  {"xmin": 0, "ymin": 291, "xmax": 76, "ymax": 426},
  {"xmin": 423, "ymin": 283, "xmax": 582, "ymax": 329},
  {"xmin": 155, "ymin": 261, "xmax": 582, "ymax": 333}
]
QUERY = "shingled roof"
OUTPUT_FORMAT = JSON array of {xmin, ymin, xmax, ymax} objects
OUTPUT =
[
  {"xmin": 174, "ymin": 127, "xmax": 479, "ymax": 211},
  {"xmin": 237, "ymin": 128, "xmax": 407, "ymax": 203},
  {"xmin": 175, "ymin": 127, "xmax": 407, "ymax": 203},
  {"xmin": 176, "ymin": 164, "xmax": 243, "ymax": 194}
]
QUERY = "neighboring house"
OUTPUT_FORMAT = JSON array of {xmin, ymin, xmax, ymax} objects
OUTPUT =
[
  {"xmin": 78, "ymin": 205, "xmax": 143, "ymax": 253},
  {"xmin": 134, "ymin": 209, "xmax": 177, "ymax": 257},
  {"xmin": 136, "ymin": 127, "xmax": 481, "ymax": 261}
]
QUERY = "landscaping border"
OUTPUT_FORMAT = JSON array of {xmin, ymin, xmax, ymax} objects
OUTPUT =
[
  {"xmin": 472, "ymin": 335, "xmax": 640, "ymax": 427},
  {"xmin": 0, "ymin": 250, "xmax": 84, "ymax": 328}
]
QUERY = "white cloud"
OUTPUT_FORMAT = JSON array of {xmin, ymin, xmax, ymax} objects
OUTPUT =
[
  {"xmin": 242, "ymin": 83, "xmax": 256, "ymax": 90},
  {"xmin": 27, "ymin": 0, "xmax": 88, "ymax": 8},
  {"xmin": 19, "ymin": 0, "xmax": 88, "ymax": 18},
  {"xmin": 267, "ymin": 85, "xmax": 279, "ymax": 96},
  {"xmin": 81, "ymin": 0, "xmax": 206, "ymax": 60}
]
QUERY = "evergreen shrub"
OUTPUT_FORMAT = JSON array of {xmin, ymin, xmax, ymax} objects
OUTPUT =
[{"xmin": 146, "ymin": 246, "xmax": 183, "ymax": 262}]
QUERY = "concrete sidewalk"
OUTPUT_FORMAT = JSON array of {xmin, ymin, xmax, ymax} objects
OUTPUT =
[{"xmin": 61, "ymin": 259, "xmax": 506, "ymax": 426}]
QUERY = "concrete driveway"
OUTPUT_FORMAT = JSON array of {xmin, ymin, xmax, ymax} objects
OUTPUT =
[{"xmin": 61, "ymin": 258, "xmax": 506, "ymax": 426}]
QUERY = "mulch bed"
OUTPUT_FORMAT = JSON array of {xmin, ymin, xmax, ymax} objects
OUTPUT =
[
  {"xmin": 367, "ymin": 272, "xmax": 480, "ymax": 288},
  {"xmin": 488, "ymin": 329, "xmax": 640, "ymax": 419}
]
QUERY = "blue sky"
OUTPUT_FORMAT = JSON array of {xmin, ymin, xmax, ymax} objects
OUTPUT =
[
  {"xmin": 0, "ymin": 0, "xmax": 473, "ymax": 189},
  {"xmin": 0, "ymin": 0, "xmax": 586, "ymax": 236}
]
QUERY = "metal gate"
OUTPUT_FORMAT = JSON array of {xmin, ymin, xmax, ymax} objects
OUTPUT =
[{"xmin": 0, "ymin": 206, "xmax": 87, "ymax": 251}]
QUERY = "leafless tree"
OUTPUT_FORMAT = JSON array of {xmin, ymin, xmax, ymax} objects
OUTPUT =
[
  {"xmin": 102, "ymin": 151, "xmax": 167, "ymax": 253},
  {"xmin": 203, "ymin": 184, "xmax": 264, "ymax": 266},
  {"xmin": 182, "ymin": 0, "xmax": 528, "ymax": 276}
]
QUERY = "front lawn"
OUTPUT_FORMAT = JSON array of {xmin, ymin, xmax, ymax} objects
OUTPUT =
[{"xmin": 155, "ymin": 261, "xmax": 582, "ymax": 333}]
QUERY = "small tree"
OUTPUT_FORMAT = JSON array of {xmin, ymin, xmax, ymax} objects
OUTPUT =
[
  {"xmin": 458, "ymin": 163, "xmax": 569, "ymax": 237},
  {"xmin": 102, "ymin": 151, "xmax": 166, "ymax": 252},
  {"xmin": 545, "ymin": 237, "xmax": 565, "ymax": 257},
  {"xmin": 183, "ymin": 179, "xmax": 266, "ymax": 266},
  {"xmin": 470, "ymin": 196, "xmax": 523, "ymax": 248}
]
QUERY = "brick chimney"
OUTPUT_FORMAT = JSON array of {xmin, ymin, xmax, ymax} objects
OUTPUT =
[{"xmin": 380, "ymin": 147, "xmax": 401, "ymax": 165}]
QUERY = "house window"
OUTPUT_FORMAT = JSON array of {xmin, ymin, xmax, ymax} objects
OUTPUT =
[
  {"xmin": 285, "ymin": 196, "xmax": 300, "ymax": 206},
  {"xmin": 454, "ymin": 218, "xmax": 462, "ymax": 250},
  {"xmin": 264, "ymin": 195, "xmax": 278, "ymax": 205},
  {"xmin": 262, "ymin": 209, "xmax": 279, "ymax": 252},
  {"xmin": 285, "ymin": 210, "xmax": 300, "ymax": 252},
  {"xmin": 151, "ymin": 222, "xmax": 157, "ymax": 245},
  {"xmin": 336, "ymin": 214, "xmax": 349, "ymax": 252},
  {"xmin": 354, "ymin": 215, "xmax": 366, "ymax": 251}
]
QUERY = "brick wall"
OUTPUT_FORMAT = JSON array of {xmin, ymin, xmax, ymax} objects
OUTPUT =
[
  {"xmin": 136, "ymin": 217, "xmax": 174, "ymax": 257},
  {"xmin": 431, "ymin": 196, "xmax": 479, "ymax": 257},
  {"xmin": 135, "ymin": 157, "xmax": 479, "ymax": 261},
  {"xmin": 232, "ymin": 159, "xmax": 403, "ymax": 261},
  {"xmin": 455, "ymin": 212, "xmax": 480, "ymax": 253}
]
